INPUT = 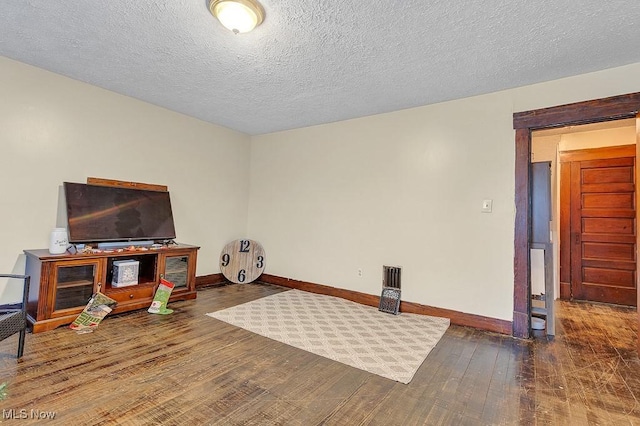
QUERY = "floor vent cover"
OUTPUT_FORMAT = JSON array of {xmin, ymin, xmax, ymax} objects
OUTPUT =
[{"xmin": 379, "ymin": 266, "xmax": 402, "ymax": 315}]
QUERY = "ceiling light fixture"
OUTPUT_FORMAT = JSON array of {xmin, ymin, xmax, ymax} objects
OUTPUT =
[{"xmin": 209, "ymin": 0, "xmax": 265, "ymax": 34}]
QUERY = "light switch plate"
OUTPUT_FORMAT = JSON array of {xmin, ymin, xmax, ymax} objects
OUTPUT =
[{"xmin": 482, "ymin": 199, "xmax": 493, "ymax": 213}]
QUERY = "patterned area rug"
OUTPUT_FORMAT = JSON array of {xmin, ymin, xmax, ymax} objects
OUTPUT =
[{"xmin": 206, "ymin": 289, "xmax": 450, "ymax": 384}]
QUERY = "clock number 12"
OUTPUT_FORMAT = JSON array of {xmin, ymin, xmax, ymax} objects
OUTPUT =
[{"xmin": 239, "ymin": 240, "xmax": 250, "ymax": 253}]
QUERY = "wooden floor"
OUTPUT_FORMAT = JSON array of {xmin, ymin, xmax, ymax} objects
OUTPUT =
[{"xmin": 0, "ymin": 283, "xmax": 638, "ymax": 425}]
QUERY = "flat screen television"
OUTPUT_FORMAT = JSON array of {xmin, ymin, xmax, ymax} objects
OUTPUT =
[{"xmin": 63, "ymin": 182, "xmax": 177, "ymax": 244}]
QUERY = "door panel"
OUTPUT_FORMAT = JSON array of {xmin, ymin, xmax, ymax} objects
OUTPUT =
[
  {"xmin": 582, "ymin": 166, "xmax": 633, "ymax": 183},
  {"xmin": 570, "ymin": 151, "xmax": 637, "ymax": 306},
  {"xmin": 583, "ymin": 242, "xmax": 635, "ymax": 260},
  {"xmin": 582, "ymin": 193, "xmax": 633, "ymax": 209},
  {"xmin": 583, "ymin": 183, "xmax": 635, "ymax": 193},
  {"xmin": 582, "ymin": 217, "xmax": 634, "ymax": 234},
  {"xmin": 580, "ymin": 258, "xmax": 635, "ymax": 270},
  {"xmin": 582, "ymin": 209, "xmax": 634, "ymax": 218},
  {"xmin": 583, "ymin": 268, "xmax": 634, "ymax": 286}
]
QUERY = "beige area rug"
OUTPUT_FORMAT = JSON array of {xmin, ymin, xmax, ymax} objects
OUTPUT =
[{"xmin": 206, "ymin": 289, "xmax": 450, "ymax": 384}]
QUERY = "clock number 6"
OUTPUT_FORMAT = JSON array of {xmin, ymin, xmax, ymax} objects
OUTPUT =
[
  {"xmin": 256, "ymin": 255, "xmax": 264, "ymax": 268},
  {"xmin": 238, "ymin": 269, "xmax": 246, "ymax": 282},
  {"xmin": 239, "ymin": 240, "xmax": 250, "ymax": 253},
  {"xmin": 221, "ymin": 253, "xmax": 230, "ymax": 267}
]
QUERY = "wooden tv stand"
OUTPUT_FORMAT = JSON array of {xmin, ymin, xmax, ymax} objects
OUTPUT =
[{"xmin": 24, "ymin": 243, "xmax": 199, "ymax": 333}]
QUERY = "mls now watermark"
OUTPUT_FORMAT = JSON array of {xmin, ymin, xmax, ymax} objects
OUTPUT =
[{"xmin": 2, "ymin": 409, "xmax": 57, "ymax": 420}]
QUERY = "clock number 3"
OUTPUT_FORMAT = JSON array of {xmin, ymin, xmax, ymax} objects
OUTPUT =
[
  {"xmin": 256, "ymin": 255, "xmax": 264, "ymax": 268},
  {"xmin": 239, "ymin": 240, "xmax": 250, "ymax": 252},
  {"xmin": 221, "ymin": 253, "xmax": 230, "ymax": 266}
]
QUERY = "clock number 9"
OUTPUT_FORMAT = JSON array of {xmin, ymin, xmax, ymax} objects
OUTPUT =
[
  {"xmin": 238, "ymin": 269, "xmax": 246, "ymax": 282},
  {"xmin": 256, "ymin": 255, "xmax": 264, "ymax": 269},
  {"xmin": 239, "ymin": 240, "xmax": 250, "ymax": 253},
  {"xmin": 221, "ymin": 253, "xmax": 230, "ymax": 267}
]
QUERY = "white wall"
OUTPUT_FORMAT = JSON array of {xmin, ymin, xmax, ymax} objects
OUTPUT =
[
  {"xmin": 0, "ymin": 56, "xmax": 251, "ymax": 302},
  {"xmin": 248, "ymin": 62, "xmax": 640, "ymax": 321},
  {"xmin": 559, "ymin": 126, "xmax": 636, "ymax": 151}
]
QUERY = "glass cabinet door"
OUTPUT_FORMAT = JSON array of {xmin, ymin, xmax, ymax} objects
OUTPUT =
[
  {"xmin": 53, "ymin": 262, "xmax": 98, "ymax": 313},
  {"xmin": 162, "ymin": 255, "xmax": 189, "ymax": 289}
]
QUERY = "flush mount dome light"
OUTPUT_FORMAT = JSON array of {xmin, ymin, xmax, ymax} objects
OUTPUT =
[{"xmin": 209, "ymin": 0, "xmax": 265, "ymax": 34}]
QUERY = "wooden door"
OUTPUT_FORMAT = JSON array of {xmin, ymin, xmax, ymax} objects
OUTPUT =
[{"xmin": 561, "ymin": 145, "xmax": 637, "ymax": 306}]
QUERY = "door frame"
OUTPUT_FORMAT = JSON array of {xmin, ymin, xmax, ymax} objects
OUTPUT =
[{"xmin": 512, "ymin": 92, "xmax": 640, "ymax": 339}]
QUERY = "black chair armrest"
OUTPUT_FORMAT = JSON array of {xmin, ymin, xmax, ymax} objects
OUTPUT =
[
  {"xmin": 0, "ymin": 274, "xmax": 30, "ymax": 357},
  {"xmin": 0, "ymin": 274, "xmax": 30, "ymax": 314}
]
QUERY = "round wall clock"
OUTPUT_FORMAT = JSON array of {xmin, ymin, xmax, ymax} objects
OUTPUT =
[{"xmin": 220, "ymin": 239, "xmax": 266, "ymax": 284}]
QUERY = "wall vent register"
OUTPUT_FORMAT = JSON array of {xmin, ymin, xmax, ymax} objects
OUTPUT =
[{"xmin": 379, "ymin": 265, "xmax": 402, "ymax": 315}]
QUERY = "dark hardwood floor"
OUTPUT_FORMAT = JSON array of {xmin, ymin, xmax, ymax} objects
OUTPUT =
[{"xmin": 0, "ymin": 283, "xmax": 638, "ymax": 425}]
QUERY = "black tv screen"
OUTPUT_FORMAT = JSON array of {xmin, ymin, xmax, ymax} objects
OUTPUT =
[{"xmin": 64, "ymin": 182, "xmax": 177, "ymax": 243}]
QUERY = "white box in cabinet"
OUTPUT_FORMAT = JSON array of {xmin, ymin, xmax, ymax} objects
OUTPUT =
[{"xmin": 112, "ymin": 260, "xmax": 139, "ymax": 287}]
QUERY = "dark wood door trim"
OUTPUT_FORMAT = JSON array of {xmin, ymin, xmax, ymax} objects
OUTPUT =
[
  {"xmin": 512, "ymin": 91, "xmax": 640, "ymax": 339},
  {"xmin": 513, "ymin": 128, "xmax": 531, "ymax": 337},
  {"xmin": 514, "ymin": 92, "xmax": 640, "ymax": 130}
]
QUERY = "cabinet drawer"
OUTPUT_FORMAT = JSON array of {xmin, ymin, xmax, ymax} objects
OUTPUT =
[{"xmin": 107, "ymin": 285, "xmax": 155, "ymax": 303}]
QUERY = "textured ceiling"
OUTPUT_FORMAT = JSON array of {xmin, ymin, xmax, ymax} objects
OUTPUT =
[{"xmin": 1, "ymin": 1, "xmax": 639, "ymax": 135}]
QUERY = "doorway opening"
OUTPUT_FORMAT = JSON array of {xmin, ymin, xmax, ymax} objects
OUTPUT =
[
  {"xmin": 529, "ymin": 120, "xmax": 637, "ymax": 335},
  {"xmin": 512, "ymin": 92, "xmax": 640, "ymax": 341}
]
